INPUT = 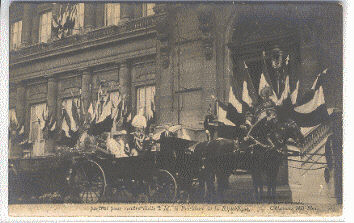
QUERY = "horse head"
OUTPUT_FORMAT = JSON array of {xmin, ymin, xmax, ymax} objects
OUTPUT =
[{"xmin": 279, "ymin": 118, "xmax": 304, "ymax": 148}]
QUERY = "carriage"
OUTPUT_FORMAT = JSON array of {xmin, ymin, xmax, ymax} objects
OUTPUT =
[
  {"xmin": 67, "ymin": 128, "xmax": 204, "ymax": 203},
  {"xmin": 9, "ymin": 126, "xmax": 203, "ymax": 204}
]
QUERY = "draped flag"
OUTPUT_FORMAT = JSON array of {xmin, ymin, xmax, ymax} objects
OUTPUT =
[
  {"xmin": 146, "ymin": 100, "xmax": 156, "ymax": 133},
  {"xmin": 97, "ymin": 94, "xmax": 112, "ymax": 123},
  {"xmin": 228, "ymin": 85, "xmax": 243, "ymax": 114},
  {"xmin": 52, "ymin": 3, "xmax": 78, "ymax": 39},
  {"xmin": 289, "ymin": 69, "xmax": 329, "ymax": 127},
  {"xmin": 291, "ymin": 80, "xmax": 300, "ymax": 105},
  {"xmin": 61, "ymin": 108, "xmax": 71, "ymax": 137},
  {"xmin": 241, "ymin": 61, "xmax": 257, "ymax": 108},
  {"xmin": 88, "ymin": 102, "xmax": 95, "ymax": 123},
  {"xmin": 71, "ymin": 99, "xmax": 80, "ymax": 131},
  {"xmin": 278, "ymin": 75, "xmax": 290, "ymax": 105},
  {"xmin": 216, "ymin": 101, "xmax": 236, "ymax": 126}
]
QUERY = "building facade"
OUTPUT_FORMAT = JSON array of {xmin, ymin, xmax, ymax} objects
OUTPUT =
[{"xmin": 9, "ymin": 2, "xmax": 342, "ymax": 202}]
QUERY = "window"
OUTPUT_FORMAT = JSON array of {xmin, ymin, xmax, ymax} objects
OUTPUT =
[
  {"xmin": 143, "ymin": 3, "xmax": 155, "ymax": 17},
  {"xmin": 39, "ymin": 11, "xmax": 52, "ymax": 43},
  {"xmin": 10, "ymin": 20, "xmax": 22, "ymax": 50},
  {"xmin": 72, "ymin": 3, "xmax": 85, "ymax": 35},
  {"xmin": 30, "ymin": 103, "xmax": 47, "ymax": 156},
  {"xmin": 105, "ymin": 3, "xmax": 120, "ymax": 26},
  {"xmin": 137, "ymin": 85, "xmax": 155, "ymax": 118}
]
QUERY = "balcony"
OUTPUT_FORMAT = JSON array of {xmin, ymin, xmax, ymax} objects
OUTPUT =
[{"xmin": 10, "ymin": 13, "xmax": 165, "ymax": 65}]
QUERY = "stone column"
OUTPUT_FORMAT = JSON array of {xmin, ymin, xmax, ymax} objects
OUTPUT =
[
  {"xmin": 47, "ymin": 76, "xmax": 58, "ymax": 118},
  {"xmin": 81, "ymin": 69, "xmax": 92, "ymax": 113},
  {"xmin": 22, "ymin": 4, "xmax": 34, "ymax": 46},
  {"xmin": 46, "ymin": 76, "xmax": 58, "ymax": 154},
  {"xmin": 84, "ymin": 3, "xmax": 96, "ymax": 31},
  {"xmin": 119, "ymin": 62, "xmax": 131, "ymax": 105},
  {"xmin": 31, "ymin": 5, "xmax": 39, "ymax": 43},
  {"xmin": 15, "ymin": 82, "xmax": 26, "ymax": 127},
  {"xmin": 95, "ymin": 3, "xmax": 105, "ymax": 27},
  {"xmin": 120, "ymin": 3, "xmax": 135, "ymax": 23}
]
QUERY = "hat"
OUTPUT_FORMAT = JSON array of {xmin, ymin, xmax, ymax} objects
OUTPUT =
[{"xmin": 260, "ymin": 86, "xmax": 273, "ymax": 98}]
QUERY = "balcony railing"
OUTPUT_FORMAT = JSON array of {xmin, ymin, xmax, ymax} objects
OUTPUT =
[{"xmin": 10, "ymin": 14, "xmax": 164, "ymax": 63}]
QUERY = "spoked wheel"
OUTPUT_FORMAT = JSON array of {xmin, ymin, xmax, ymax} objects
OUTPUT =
[
  {"xmin": 148, "ymin": 169, "xmax": 177, "ymax": 203},
  {"xmin": 71, "ymin": 160, "xmax": 106, "ymax": 203}
]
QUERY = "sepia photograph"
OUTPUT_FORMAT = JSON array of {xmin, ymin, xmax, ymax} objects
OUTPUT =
[{"xmin": 6, "ymin": 1, "xmax": 343, "ymax": 218}]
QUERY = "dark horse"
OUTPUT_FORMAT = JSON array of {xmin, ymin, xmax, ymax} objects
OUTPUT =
[{"xmin": 195, "ymin": 116, "xmax": 304, "ymax": 202}]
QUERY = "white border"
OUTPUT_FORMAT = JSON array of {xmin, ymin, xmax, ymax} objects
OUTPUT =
[{"xmin": 1, "ymin": 0, "xmax": 352, "ymax": 222}]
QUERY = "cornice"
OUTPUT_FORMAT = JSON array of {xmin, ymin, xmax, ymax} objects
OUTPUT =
[
  {"xmin": 10, "ymin": 47, "xmax": 157, "ymax": 84},
  {"xmin": 10, "ymin": 14, "xmax": 167, "ymax": 66}
]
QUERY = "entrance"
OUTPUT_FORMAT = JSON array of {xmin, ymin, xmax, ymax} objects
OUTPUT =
[{"xmin": 228, "ymin": 20, "xmax": 301, "ymax": 186}]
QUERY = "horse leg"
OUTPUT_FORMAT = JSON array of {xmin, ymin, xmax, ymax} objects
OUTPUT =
[
  {"xmin": 251, "ymin": 170, "xmax": 263, "ymax": 202},
  {"xmin": 251, "ymin": 171, "xmax": 260, "ymax": 201},
  {"xmin": 267, "ymin": 172, "xmax": 272, "ymax": 201},
  {"xmin": 270, "ymin": 167, "xmax": 280, "ymax": 202},
  {"xmin": 216, "ymin": 172, "xmax": 229, "ymax": 203},
  {"xmin": 205, "ymin": 171, "xmax": 216, "ymax": 203}
]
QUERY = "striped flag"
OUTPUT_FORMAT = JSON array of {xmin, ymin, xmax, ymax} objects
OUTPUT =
[
  {"xmin": 241, "ymin": 61, "xmax": 256, "ymax": 108},
  {"xmin": 290, "ymin": 69, "xmax": 329, "ymax": 127},
  {"xmin": 229, "ymin": 85, "xmax": 243, "ymax": 114},
  {"xmin": 61, "ymin": 108, "xmax": 71, "ymax": 137},
  {"xmin": 291, "ymin": 80, "xmax": 300, "ymax": 105},
  {"xmin": 216, "ymin": 101, "xmax": 236, "ymax": 126},
  {"xmin": 278, "ymin": 75, "xmax": 290, "ymax": 105}
]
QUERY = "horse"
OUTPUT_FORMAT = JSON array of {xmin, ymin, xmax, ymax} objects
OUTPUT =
[{"xmin": 196, "ymin": 116, "xmax": 304, "ymax": 203}]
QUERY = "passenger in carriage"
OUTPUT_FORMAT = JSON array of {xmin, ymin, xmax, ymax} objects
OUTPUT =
[
  {"xmin": 131, "ymin": 108, "xmax": 148, "ymax": 155},
  {"xmin": 255, "ymin": 86, "xmax": 277, "ymax": 122}
]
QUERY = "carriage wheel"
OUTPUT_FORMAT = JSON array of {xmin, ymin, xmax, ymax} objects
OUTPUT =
[
  {"xmin": 71, "ymin": 160, "xmax": 106, "ymax": 203},
  {"xmin": 148, "ymin": 169, "xmax": 177, "ymax": 203}
]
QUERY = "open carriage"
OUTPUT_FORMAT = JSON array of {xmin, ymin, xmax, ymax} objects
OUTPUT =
[
  {"xmin": 67, "ymin": 126, "xmax": 204, "ymax": 203},
  {"xmin": 9, "ymin": 125, "xmax": 207, "ymax": 204}
]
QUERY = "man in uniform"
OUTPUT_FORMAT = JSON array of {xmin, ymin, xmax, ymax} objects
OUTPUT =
[{"xmin": 131, "ymin": 108, "xmax": 148, "ymax": 155}]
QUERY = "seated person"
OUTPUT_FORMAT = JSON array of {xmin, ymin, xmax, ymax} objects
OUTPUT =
[{"xmin": 106, "ymin": 132, "xmax": 129, "ymax": 158}]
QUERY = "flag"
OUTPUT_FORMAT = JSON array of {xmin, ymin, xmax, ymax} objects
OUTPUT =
[
  {"xmin": 290, "ymin": 69, "xmax": 329, "ymax": 127},
  {"xmin": 259, "ymin": 51, "xmax": 279, "ymax": 104},
  {"xmin": 88, "ymin": 102, "xmax": 95, "ymax": 123},
  {"xmin": 71, "ymin": 99, "xmax": 80, "ymax": 130},
  {"xmin": 61, "ymin": 108, "xmax": 71, "ymax": 137},
  {"xmin": 278, "ymin": 75, "xmax": 290, "ymax": 105},
  {"xmin": 291, "ymin": 80, "xmax": 299, "ymax": 105},
  {"xmin": 52, "ymin": 3, "xmax": 77, "ymax": 39},
  {"xmin": 241, "ymin": 61, "xmax": 257, "ymax": 108},
  {"xmin": 146, "ymin": 100, "xmax": 156, "ymax": 134},
  {"xmin": 216, "ymin": 101, "xmax": 236, "ymax": 126},
  {"xmin": 229, "ymin": 85, "xmax": 243, "ymax": 113},
  {"xmin": 97, "ymin": 96, "xmax": 113, "ymax": 123},
  {"xmin": 112, "ymin": 95, "xmax": 122, "ymax": 121}
]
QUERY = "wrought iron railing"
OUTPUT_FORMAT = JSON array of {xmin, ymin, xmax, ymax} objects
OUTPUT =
[{"xmin": 301, "ymin": 119, "xmax": 333, "ymax": 154}]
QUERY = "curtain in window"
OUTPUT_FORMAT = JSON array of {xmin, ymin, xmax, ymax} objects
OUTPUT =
[
  {"xmin": 137, "ymin": 86, "xmax": 155, "ymax": 118},
  {"xmin": 142, "ymin": 3, "xmax": 155, "ymax": 17},
  {"xmin": 105, "ymin": 3, "xmax": 120, "ymax": 26},
  {"xmin": 73, "ymin": 3, "xmax": 85, "ymax": 34},
  {"xmin": 10, "ymin": 20, "xmax": 22, "ymax": 49},
  {"xmin": 39, "ymin": 11, "xmax": 52, "ymax": 43}
]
